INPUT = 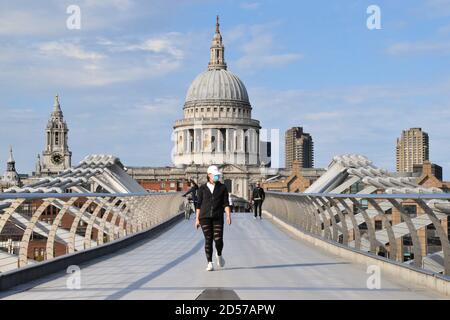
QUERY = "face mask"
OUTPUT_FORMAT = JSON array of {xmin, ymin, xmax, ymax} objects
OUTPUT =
[{"xmin": 213, "ymin": 175, "xmax": 220, "ymax": 182}]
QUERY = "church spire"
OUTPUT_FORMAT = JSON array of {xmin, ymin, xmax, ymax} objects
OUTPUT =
[
  {"xmin": 7, "ymin": 145, "xmax": 14, "ymax": 164},
  {"xmin": 52, "ymin": 94, "xmax": 63, "ymax": 118},
  {"xmin": 208, "ymin": 15, "xmax": 227, "ymax": 70},
  {"xmin": 216, "ymin": 15, "xmax": 220, "ymax": 33},
  {"xmin": 3, "ymin": 145, "xmax": 20, "ymax": 186},
  {"xmin": 35, "ymin": 154, "xmax": 41, "ymax": 175},
  {"xmin": 6, "ymin": 145, "xmax": 16, "ymax": 173},
  {"xmin": 41, "ymin": 94, "xmax": 71, "ymax": 176}
]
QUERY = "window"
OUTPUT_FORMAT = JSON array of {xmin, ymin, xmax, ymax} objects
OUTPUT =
[
  {"xmin": 403, "ymin": 235, "xmax": 413, "ymax": 246},
  {"xmin": 427, "ymin": 224, "xmax": 441, "ymax": 249},
  {"xmin": 402, "ymin": 205, "xmax": 417, "ymax": 218},
  {"xmin": 55, "ymin": 132, "xmax": 59, "ymax": 145},
  {"xmin": 350, "ymin": 181, "xmax": 364, "ymax": 193},
  {"xmin": 375, "ymin": 220, "xmax": 383, "ymax": 230},
  {"xmin": 360, "ymin": 199, "xmax": 368, "ymax": 209}
]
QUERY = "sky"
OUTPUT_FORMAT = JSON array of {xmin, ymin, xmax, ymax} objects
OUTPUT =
[{"xmin": 1, "ymin": 0, "xmax": 450, "ymax": 178}]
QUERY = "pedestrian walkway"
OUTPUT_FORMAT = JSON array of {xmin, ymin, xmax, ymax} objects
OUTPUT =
[{"xmin": 1, "ymin": 214, "xmax": 446, "ymax": 300}]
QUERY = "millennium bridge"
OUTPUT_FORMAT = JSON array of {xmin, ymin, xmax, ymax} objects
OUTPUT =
[{"xmin": 0, "ymin": 155, "xmax": 449, "ymax": 299}]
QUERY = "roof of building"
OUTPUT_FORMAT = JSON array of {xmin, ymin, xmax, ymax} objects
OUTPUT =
[
  {"xmin": 5, "ymin": 154, "xmax": 146, "ymax": 194},
  {"xmin": 305, "ymin": 154, "xmax": 443, "ymax": 194},
  {"xmin": 184, "ymin": 16, "xmax": 250, "ymax": 105},
  {"xmin": 185, "ymin": 69, "xmax": 249, "ymax": 104}
]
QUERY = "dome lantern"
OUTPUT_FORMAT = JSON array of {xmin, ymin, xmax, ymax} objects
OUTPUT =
[{"xmin": 208, "ymin": 15, "xmax": 227, "ymax": 71}]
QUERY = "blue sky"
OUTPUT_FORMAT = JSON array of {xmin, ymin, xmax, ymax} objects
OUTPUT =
[{"xmin": 1, "ymin": 0, "xmax": 450, "ymax": 178}]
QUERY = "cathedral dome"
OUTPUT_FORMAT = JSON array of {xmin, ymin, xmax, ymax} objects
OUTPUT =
[{"xmin": 185, "ymin": 69, "xmax": 249, "ymax": 103}]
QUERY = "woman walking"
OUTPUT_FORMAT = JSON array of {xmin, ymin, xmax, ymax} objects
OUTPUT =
[{"xmin": 195, "ymin": 165, "xmax": 232, "ymax": 271}]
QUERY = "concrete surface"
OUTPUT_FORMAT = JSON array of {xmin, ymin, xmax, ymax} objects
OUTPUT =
[{"xmin": 0, "ymin": 214, "xmax": 447, "ymax": 300}]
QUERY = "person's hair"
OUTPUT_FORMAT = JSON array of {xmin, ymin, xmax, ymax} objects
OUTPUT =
[{"xmin": 206, "ymin": 174, "xmax": 212, "ymax": 183}]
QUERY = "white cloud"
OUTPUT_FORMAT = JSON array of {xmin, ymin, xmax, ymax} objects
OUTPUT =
[
  {"xmin": 38, "ymin": 41, "xmax": 105, "ymax": 61},
  {"xmin": 132, "ymin": 97, "xmax": 180, "ymax": 115},
  {"xmin": 304, "ymin": 112, "xmax": 340, "ymax": 121},
  {"xmin": 107, "ymin": 33, "xmax": 185, "ymax": 60},
  {"xmin": 438, "ymin": 23, "xmax": 450, "ymax": 34},
  {"xmin": 0, "ymin": 10, "xmax": 63, "ymax": 36},
  {"xmin": 229, "ymin": 22, "xmax": 303, "ymax": 70},
  {"xmin": 0, "ymin": 1, "xmax": 139, "ymax": 36},
  {"xmin": 80, "ymin": 0, "xmax": 134, "ymax": 11},
  {"xmin": 240, "ymin": 2, "xmax": 261, "ymax": 10},
  {"xmin": 425, "ymin": 0, "xmax": 450, "ymax": 16},
  {"xmin": 1, "ymin": 32, "xmax": 189, "ymax": 87},
  {"xmin": 237, "ymin": 53, "xmax": 303, "ymax": 69},
  {"xmin": 386, "ymin": 41, "xmax": 450, "ymax": 56},
  {"xmin": 250, "ymin": 81, "xmax": 450, "ymax": 172}
]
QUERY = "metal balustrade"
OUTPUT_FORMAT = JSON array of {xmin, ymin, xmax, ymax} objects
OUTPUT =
[
  {"xmin": 0, "ymin": 192, "xmax": 184, "ymax": 273},
  {"xmin": 263, "ymin": 192, "xmax": 450, "ymax": 276}
]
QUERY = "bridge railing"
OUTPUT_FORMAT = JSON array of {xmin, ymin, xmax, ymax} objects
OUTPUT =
[
  {"xmin": 0, "ymin": 192, "xmax": 184, "ymax": 273},
  {"xmin": 263, "ymin": 192, "xmax": 450, "ymax": 276}
]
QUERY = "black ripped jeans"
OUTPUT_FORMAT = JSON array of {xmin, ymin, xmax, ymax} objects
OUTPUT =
[{"xmin": 200, "ymin": 217, "xmax": 224, "ymax": 262}]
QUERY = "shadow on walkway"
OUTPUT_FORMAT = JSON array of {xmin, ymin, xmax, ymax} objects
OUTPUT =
[
  {"xmin": 106, "ymin": 239, "xmax": 204, "ymax": 299},
  {"xmin": 222, "ymin": 262, "xmax": 349, "ymax": 271}
]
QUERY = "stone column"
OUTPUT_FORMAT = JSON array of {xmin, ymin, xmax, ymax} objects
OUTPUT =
[
  {"xmin": 217, "ymin": 128, "xmax": 222, "ymax": 152},
  {"xmin": 256, "ymin": 130, "xmax": 260, "ymax": 164},
  {"xmin": 229, "ymin": 129, "xmax": 234, "ymax": 152},
  {"xmin": 224, "ymin": 129, "xmax": 230, "ymax": 164},
  {"xmin": 241, "ymin": 129, "xmax": 246, "ymax": 152},
  {"xmin": 183, "ymin": 129, "xmax": 187, "ymax": 153},
  {"xmin": 193, "ymin": 129, "xmax": 197, "ymax": 153}
]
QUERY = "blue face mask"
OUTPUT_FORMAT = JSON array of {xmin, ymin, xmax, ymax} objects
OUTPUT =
[{"xmin": 213, "ymin": 174, "xmax": 220, "ymax": 182}]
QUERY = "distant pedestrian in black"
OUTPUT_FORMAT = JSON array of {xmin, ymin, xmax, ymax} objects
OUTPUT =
[
  {"xmin": 251, "ymin": 182, "xmax": 265, "ymax": 219},
  {"xmin": 182, "ymin": 179, "xmax": 199, "ymax": 206}
]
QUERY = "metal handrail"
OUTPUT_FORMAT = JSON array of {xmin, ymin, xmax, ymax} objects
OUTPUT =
[
  {"xmin": 0, "ymin": 192, "xmax": 178, "ymax": 200},
  {"xmin": 267, "ymin": 191, "xmax": 450, "ymax": 200},
  {"xmin": 0, "ymin": 192, "xmax": 185, "ymax": 273},
  {"xmin": 263, "ymin": 191, "xmax": 450, "ymax": 276}
]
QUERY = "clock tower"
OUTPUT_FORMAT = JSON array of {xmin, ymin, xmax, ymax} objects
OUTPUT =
[{"xmin": 40, "ymin": 95, "xmax": 72, "ymax": 176}]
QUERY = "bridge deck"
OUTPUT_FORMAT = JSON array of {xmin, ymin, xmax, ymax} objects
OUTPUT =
[{"xmin": 0, "ymin": 214, "xmax": 446, "ymax": 300}]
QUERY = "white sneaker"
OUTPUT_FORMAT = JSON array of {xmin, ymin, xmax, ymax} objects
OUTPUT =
[
  {"xmin": 253, "ymin": 216, "xmax": 257, "ymax": 219},
  {"xmin": 216, "ymin": 252, "xmax": 225, "ymax": 267},
  {"xmin": 206, "ymin": 262, "xmax": 214, "ymax": 271}
]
